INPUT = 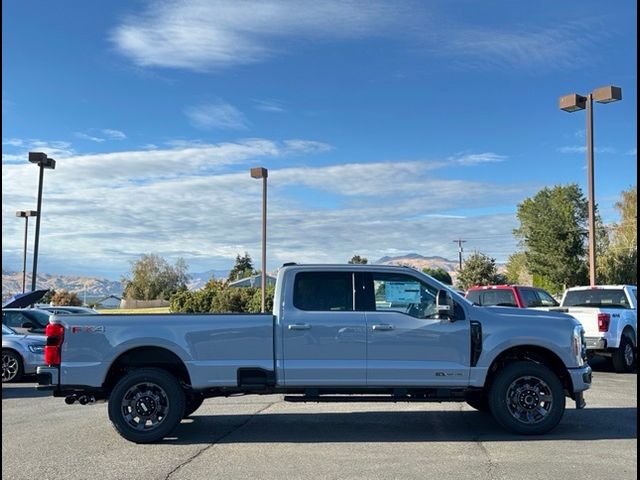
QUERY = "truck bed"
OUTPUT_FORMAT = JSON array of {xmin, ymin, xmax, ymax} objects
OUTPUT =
[{"xmin": 56, "ymin": 313, "xmax": 275, "ymax": 389}]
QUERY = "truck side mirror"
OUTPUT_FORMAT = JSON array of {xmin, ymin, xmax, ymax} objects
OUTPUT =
[{"xmin": 435, "ymin": 290, "xmax": 455, "ymax": 320}]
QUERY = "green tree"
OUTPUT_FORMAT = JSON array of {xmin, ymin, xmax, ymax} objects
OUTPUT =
[
  {"xmin": 504, "ymin": 252, "xmax": 532, "ymax": 285},
  {"xmin": 51, "ymin": 290, "xmax": 82, "ymax": 306},
  {"xmin": 170, "ymin": 279, "xmax": 275, "ymax": 314},
  {"xmin": 599, "ymin": 186, "xmax": 637, "ymax": 285},
  {"xmin": 228, "ymin": 252, "xmax": 256, "ymax": 281},
  {"xmin": 422, "ymin": 267, "xmax": 453, "ymax": 285},
  {"xmin": 456, "ymin": 252, "xmax": 500, "ymax": 290},
  {"xmin": 514, "ymin": 184, "xmax": 590, "ymax": 293},
  {"xmin": 348, "ymin": 255, "xmax": 368, "ymax": 265},
  {"xmin": 123, "ymin": 254, "xmax": 190, "ymax": 301}
]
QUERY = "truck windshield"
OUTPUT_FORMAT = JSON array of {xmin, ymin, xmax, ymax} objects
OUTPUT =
[{"xmin": 563, "ymin": 289, "xmax": 631, "ymax": 309}]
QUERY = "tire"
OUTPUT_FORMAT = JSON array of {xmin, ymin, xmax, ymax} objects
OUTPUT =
[
  {"xmin": 107, "ymin": 368, "xmax": 185, "ymax": 443},
  {"xmin": 488, "ymin": 361, "xmax": 565, "ymax": 435},
  {"xmin": 612, "ymin": 336, "xmax": 636, "ymax": 373},
  {"xmin": 183, "ymin": 394, "xmax": 205, "ymax": 418},
  {"xmin": 2, "ymin": 349, "xmax": 23, "ymax": 383},
  {"xmin": 465, "ymin": 392, "xmax": 490, "ymax": 412}
]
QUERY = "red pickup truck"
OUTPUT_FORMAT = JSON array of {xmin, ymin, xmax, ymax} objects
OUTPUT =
[{"xmin": 466, "ymin": 285, "xmax": 559, "ymax": 308}]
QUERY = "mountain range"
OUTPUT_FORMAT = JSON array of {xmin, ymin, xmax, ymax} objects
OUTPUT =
[
  {"xmin": 2, "ymin": 254, "xmax": 465, "ymax": 300},
  {"xmin": 2, "ymin": 269, "xmax": 124, "ymax": 300}
]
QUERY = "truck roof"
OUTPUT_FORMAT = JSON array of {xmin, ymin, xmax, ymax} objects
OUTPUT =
[{"xmin": 565, "ymin": 285, "xmax": 636, "ymax": 291}]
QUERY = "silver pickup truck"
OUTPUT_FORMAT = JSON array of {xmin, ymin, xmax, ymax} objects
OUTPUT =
[{"xmin": 38, "ymin": 264, "xmax": 592, "ymax": 443}]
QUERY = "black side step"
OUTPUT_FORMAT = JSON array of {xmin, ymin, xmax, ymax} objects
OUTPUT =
[{"xmin": 284, "ymin": 394, "xmax": 465, "ymax": 403}]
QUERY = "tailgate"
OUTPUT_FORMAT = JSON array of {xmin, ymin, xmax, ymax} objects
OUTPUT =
[{"xmin": 564, "ymin": 308, "xmax": 601, "ymax": 337}]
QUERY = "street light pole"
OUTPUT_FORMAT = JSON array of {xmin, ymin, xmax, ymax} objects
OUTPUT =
[
  {"xmin": 559, "ymin": 85, "xmax": 622, "ymax": 287},
  {"xmin": 585, "ymin": 93, "xmax": 597, "ymax": 287},
  {"xmin": 28, "ymin": 152, "xmax": 56, "ymax": 292},
  {"xmin": 250, "ymin": 167, "xmax": 269, "ymax": 313},
  {"xmin": 16, "ymin": 210, "xmax": 38, "ymax": 293}
]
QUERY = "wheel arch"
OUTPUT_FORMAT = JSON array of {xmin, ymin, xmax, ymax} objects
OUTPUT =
[
  {"xmin": 621, "ymin": 324, "xmax": 636, "ymax": 346},
  {"xmin": 485, "ymin": 345, "xmax": 574, "ymax": 397},
  {"xmin": 102, "ymin": 346, "xmax": 192, "ymax": 394}
]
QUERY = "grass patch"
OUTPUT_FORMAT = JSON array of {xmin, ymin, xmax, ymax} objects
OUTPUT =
[{"xmin": 97, "ymin": 307, "xmax": 171, "ymax": 314}]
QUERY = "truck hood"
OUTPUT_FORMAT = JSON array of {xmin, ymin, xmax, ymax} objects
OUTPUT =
[{"xmin": 482, "ymin": 306, "xmax": 580, "ymax": 326}]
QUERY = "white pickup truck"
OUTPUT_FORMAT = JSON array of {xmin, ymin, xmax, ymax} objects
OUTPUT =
[{"xmin": 559, "ymin": 285, "xmax": 637, "ymax": 373}]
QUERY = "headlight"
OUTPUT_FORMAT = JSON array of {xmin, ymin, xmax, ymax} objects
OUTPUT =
[
  {"xmin": 28, "ymin": 344, "xmax": 45, "ymax": 354},
  {"xmin": 572, "ymin": 326, "xmax": 586, "ymax": 366}
]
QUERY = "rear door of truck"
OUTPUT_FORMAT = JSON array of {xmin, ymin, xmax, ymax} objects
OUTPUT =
[{"xmin": 281, "ymin": 270, "xmax": 367, "ymax": 386}]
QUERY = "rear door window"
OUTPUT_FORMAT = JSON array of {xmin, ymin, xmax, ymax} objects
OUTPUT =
[{"xmin": 293, "ymin": 272, "xmax": 353, "ymax": 311}]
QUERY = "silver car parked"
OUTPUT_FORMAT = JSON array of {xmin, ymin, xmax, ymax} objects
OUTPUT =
[{"xmin": 2, "ymin": 324, "xmax": 46, "ymax": 382}]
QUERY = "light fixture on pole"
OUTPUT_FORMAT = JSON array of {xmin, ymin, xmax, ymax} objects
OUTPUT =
[
  {"xmin": 250, "ymin": 167, "xmax": 268, "ymax": 313},
  {"xmin": 559, "ymin": 86, "xmax": 622, "ymax": 287},
  {"xmin": 16, "ymin": 210, "xmax": 38, "ymax": 293},
  {"xmin": 28, "ymin": 152, "xmax": 56, "ymax": 291}
]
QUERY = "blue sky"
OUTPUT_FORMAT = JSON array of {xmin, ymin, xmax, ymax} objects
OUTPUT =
[{"xmin": 2, "ymin": 0, "xmax": 637, "ymax": 280}]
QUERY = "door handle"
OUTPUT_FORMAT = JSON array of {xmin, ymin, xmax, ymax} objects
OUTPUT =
[
  {"xmin": 372, "ymin": 324, "xmax": 394, "ymax": 331},
  {"xmin": 288, "ymin": 323, "xmax": 312, "ymax": 331}
]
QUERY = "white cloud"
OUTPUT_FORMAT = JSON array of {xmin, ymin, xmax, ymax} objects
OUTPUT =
[
  {"xmin": 626, "ymin": 148, "xmax": 637, "ymax": 156},
  {"xmin": 110, "ymin": 0, "xmax": 411, "ymax": 71},
  {"xmin": 253, "ymin": 99, "xmax": 286, "ymax": 113},
  {"xmin": 282, "ymin": 140, "xmax": 333, "ymax": 154},
  {"xmin": 557, "ymin": 145, "xmax": 616, "ymax": 154},
  {"xmin": 2, "ymin": 140, "xmax": 527, "ymax": 277},
  {"xmin": 439, "ymin": 22, "xmax": 599, "ymax": 71},
  {"xmin": 449, "ymin": 152, "xmax": 507, "ymax": 166},
  {"xmin": 101, "ymin": 129, "xmax": 127, "ymax": 140},
  {"xmin": 110, "ymin": 1, "xmax": 600, "ymax": 73},
  {"xmin": 75, "ymin": 132, "xmax": 105, "ymax": 143},
  {"xmin": 185, "ymin": 102, "xmax": 249, "ymax": 130},
  {"xmin": 2, "ymin": 139, "xmax": 74, "ymax": 163}
]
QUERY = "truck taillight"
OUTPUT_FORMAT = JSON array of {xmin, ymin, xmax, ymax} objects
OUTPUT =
[
  {"xmin": 597, "ymin": 313, "xmax": 611, "ymax": 332},
  {"xmin": 44, "ymin": 323, "xmax": 65, "ymax": 366}
]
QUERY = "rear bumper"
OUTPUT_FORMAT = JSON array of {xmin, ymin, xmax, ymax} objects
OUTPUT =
[
  {"xmin": 585, "ymin": 336, "xmax": 607, "ymax": 350},
  {"xmin": 36, "ymin": 366, "xmax": 59, "ymax": 391}
]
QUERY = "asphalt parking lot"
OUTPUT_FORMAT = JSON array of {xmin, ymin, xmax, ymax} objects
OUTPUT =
[{"xmin": 2, "ymin": 360, "xmax": 637, "ymax": 480}]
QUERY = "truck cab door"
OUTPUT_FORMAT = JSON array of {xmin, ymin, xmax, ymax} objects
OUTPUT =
[
  {"xmin": 362, "ymin": 272, "xmax": 471, "ymax": 387},
  {"xmin": 281, "ymin": 271, "xmax": 367, "ymax": 386}
]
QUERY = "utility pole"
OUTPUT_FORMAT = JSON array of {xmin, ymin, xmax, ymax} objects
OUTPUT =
[{"xmin": 453, "ymin": 239, "xmax": 467, "ymax": 271}]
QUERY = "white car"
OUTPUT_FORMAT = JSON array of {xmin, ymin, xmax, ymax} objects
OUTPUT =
[
  {"xmin": 560, "ymin": 285, "xmax": 637, "ymax": 373},
  {"xmin": 2, "ymin": 324, "xmax": 46, "ymax": 382}
]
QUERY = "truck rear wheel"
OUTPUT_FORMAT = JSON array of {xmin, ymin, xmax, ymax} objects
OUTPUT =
[
  {"xmin": 612, "ymin": 336, "xmax": 636, "ymax": 373},
  {"xmin": 488, "ymin": 361, "xmax": 565, "ymax": 435},
  {"xmin": 108, "ymin": 368, "xmax": 185, "ymax": 443}
]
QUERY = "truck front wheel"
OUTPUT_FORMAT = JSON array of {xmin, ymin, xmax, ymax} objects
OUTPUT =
[
  {"xmin": 488, "ymin": 361, "xmax": 565, "ymax": 435},
  {"xmin": 108, "ymin": 368, "xmax": 185, "ymax": 443}
]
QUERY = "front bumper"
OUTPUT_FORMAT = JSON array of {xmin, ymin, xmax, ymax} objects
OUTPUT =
[
  {"xmin": 36, "ymin": 366, "xmax": 59, "ymax": 391},
  {"xmin": 569, "ymin": 364, "xmax": 592, "ymax": 393},
  {"xmin": 568, "ymin": 364, "xmax": 592, "ymax": 409}
]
